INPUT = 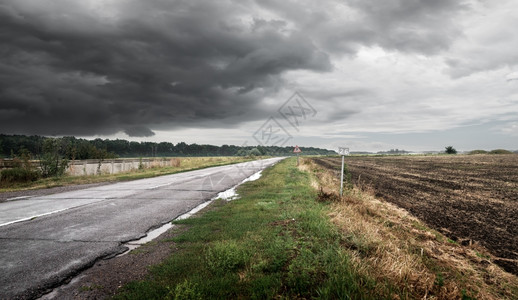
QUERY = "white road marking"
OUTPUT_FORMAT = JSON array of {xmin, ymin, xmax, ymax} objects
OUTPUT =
[{"xmin": 0, "ymin": 208, "xmax": 70, "ymax": 227}]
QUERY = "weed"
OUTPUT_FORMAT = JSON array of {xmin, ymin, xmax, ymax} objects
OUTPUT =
[
  {"xmin": 166, "ymin": 280, "xmax": 202, "ymax": 300},
  {"xmin": 475, "ymin": 251, "xmax": 490, "ymax": 260},
  {"xmin": 435, "ymin": 272, "xmax": 444, "ymax": 287},
  {"xmin": 447, "ymin": 238, "xmax": 458, "ymax": 244},
  {"xmin": 170, "ymin": 158, "xmax": 181, "ymax": 167},
  {"xmin": 138, "ymin": 157, "xmax": 144, "ymax": 170},
  {"xmin": 205, "ymin": 240, "xmax": 250, "ymax": 274},
  {"xmin": 79, "ymin": 284, "xmax": 103, "ymax": 292},
  {"xmin": 462, "ymin": 289, "xmax": 476, "ymax": 300},
  {"xmin": 0, "ymin": 168, "xmax": 39, "ymax": 184}
]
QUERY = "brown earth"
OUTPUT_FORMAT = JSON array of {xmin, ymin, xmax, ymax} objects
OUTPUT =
[{"xmin": 313, "ymin": 154, "xmax": 518, "ymax": 275}]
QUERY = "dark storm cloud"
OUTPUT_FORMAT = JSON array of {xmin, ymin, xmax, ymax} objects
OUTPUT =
[
  {"xmin": 259, "ymin": 0, "xmax": 467, "ymax": 55},
  {"xmin": 0, "ymin": 0, "xmax": 331, "ymax": 136},
  {"xmin": 124, "ymin": 126, "xmax": 155, "ymax": 137},
  {"xmin": 0, "ymin": 0, "xmax": 473, "ymax": 137}
]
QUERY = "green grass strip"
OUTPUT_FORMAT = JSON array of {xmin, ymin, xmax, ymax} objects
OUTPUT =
[{"xmin": 114, "ymin": 158, "xmax": 384, "ymax": 300}]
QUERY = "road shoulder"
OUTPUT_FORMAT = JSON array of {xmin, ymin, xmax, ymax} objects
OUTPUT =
[{"xmin": 40, "ymin": 223, "xmax": 190, "ymax": 299}]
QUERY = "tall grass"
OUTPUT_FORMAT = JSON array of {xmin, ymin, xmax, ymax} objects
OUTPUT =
[{"xmin": 301, "ymin": 157, "xmax": 518, "ymax": 299}]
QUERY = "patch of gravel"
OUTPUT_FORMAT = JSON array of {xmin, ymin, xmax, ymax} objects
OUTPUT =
[{"xmin": 0, "ymin": 182, "xmax": 116, "ymax": 203}]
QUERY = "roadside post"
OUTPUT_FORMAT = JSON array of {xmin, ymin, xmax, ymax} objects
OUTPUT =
[
  {"xmin": 293, "ymin": 145, "xmax": 302, "ymax": 165},
  {"xmin": 338, "ymin": 147, "xmax": 350, "ymax": 196}
]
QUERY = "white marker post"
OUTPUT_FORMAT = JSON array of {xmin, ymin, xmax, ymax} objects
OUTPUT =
[
  {"xmin": 293, "ymin": 145, "xmax": 302, "ymax": 165},
  {"xmin": 338, "ymin": 147, "xmax": 349, "ymax": 196}
]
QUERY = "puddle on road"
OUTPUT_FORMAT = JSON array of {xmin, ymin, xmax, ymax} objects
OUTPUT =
[
  {"xmin": 118, "ymin": 170, "xmax": 263, "ymax": 256},
  {"xmin": 121, "ymin": 222, "xmax": 175, "ymax": 254},
  {"xmin": 215, "ymin": 170, "xmax": 262, "ymax": 201},
  {"xmin": 244, "ymin": 170, "xmax": 262, "ymax": 182}
]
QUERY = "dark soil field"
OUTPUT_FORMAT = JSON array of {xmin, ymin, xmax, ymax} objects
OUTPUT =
[{"xmin": 313, "ymin": 155, "xmax": 518, "ymax": 275}]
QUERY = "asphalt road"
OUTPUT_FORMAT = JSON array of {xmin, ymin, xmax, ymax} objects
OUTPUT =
[{"xmin": 0, "ymin": 157, "xmax": 284, "ymax": 299}]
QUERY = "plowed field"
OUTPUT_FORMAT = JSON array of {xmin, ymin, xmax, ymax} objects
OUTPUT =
[{"xmin": 313, "ymin": 155, "xmax": 518, "ymax": 275}]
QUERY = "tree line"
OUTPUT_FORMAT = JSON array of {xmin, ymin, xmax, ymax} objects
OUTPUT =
[{"xmin": 0, "ymin": 134, "xmax": 336, "ymax": 160}]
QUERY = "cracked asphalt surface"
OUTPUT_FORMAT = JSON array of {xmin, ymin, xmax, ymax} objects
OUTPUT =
[{"xmin": 0, "ymin": 158, "xmax": 283, "ymax": 299}]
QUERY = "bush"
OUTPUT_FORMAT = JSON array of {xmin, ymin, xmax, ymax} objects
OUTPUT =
[
  {"xmin": 170, "ymin": 158, "xmax": 181, "ymax": 167},
  {"xmin": 469, "ymin": 150, "xmax": 488, "ymax": 155},
  {"xmin": 39, "ymin": 138, "xmax": 68, "ymax": 177},
  {"xmin": 0, "ymin": 167, "xmax": 40, "ymax": 184},
  {"xmin": 445, "ymin": 146, "xmax": 457, "ymax": 154},
  {"xmin": 489, "ymin": 149, "xmax": 513, "ymax": 154},
  {"xmin": 248, "ymin": 148, "xmax": 262, "ymax": 157}
]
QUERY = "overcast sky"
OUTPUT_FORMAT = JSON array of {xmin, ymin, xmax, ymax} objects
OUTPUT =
[{"xmin": 1, "ymin": 0, "xmax": 517, "ymax": 152}]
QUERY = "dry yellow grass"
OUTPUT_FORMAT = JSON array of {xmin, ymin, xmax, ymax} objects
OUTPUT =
[
  {"xmin": 0, "ymin": 156, "xmax": 260, "ymax": 193},
  {"xmin": 300, "ymin": 157, "xmax": 518, "ymax": 299}
]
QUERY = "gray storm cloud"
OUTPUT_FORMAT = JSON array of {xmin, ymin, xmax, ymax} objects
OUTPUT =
[
  {"xmin": 0, "ymin": 0, "xmax": 469, "ymax": 137},
  {"xmin": 0, "ymin": 0, "xmax": 331, "ymax": 136},
  {"xmin": 124, "ymin": 126, "xmax": 156, "ymax": 137}
]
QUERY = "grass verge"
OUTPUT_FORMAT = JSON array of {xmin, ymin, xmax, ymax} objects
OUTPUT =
[
  {"xmin": 113, "ymin": 157, "xmax": 518, "ymax": 299},
  {"xmin": 302, "ymin": 157, "xmax": 518, "ymax": 299},
  {"xmin": 113, "ymin": 157, "xmax": 384, "ymax": 299},
  {"xmin": 0, "ymin": 156, "xmax": 263, "ymax": 193}
]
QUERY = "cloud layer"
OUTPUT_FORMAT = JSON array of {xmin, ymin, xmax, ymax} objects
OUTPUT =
[
  {"xmin": 1, "ymin": 0, "xmax": 517, "ymax": 150},
  {"xmin": 0, "ymin": 0, "xmax": 331, "ymax": 136}
]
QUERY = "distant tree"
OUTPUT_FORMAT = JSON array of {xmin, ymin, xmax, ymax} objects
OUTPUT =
[
  {"xmin": 236, "ymin": 148, "xmax": 247, "ymax": 156},
  {"xmin": 445, "ymin": 146, "xmax": 457, "ymax": 154},
  {"xmin": 39, "ymin": 138, "xmax": 69, "ymax": 177},
  {"xmin": 248, "ymin": 148, "xmax": 262, "ymax": 157},
  {"xmin": 0, "ymin": 134, "xmax": 338, "ymax": 158}
]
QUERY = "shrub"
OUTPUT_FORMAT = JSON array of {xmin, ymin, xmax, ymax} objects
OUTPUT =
[
  {"xmin": 39, "ymin": 138, "xmax": 68, "ymax": 177},
  {"xmin": 469, "ymin": 150, "xmax": 488, "ymax": 155},
  {"xmin": 489, "ymin": 149, "xmax": 513, "ymax": 154},
  {"xmin": 0, "ymin": 167, "xmax": 40, "ymax": 184},
  {"xmin": 248, "ymin": 148, "xmax": 262, "ymax": 157},
  {"xmin": 170, "ymin": 158, "xmax": 181, "ymax": 167},
  {"xmin": 445, "ymin": 146, "xmax": 457, "ymax": 154}
]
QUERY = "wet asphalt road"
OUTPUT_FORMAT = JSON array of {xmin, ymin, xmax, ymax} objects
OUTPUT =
[{"xmin": 0, "ymin": 158, "xmax": 284, "ymax": 299}]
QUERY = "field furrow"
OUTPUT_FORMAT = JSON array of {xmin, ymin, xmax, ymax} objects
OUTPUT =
[{"xmin": 314, "ymin": 155, "xmax": 518, "ymax": 275}]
